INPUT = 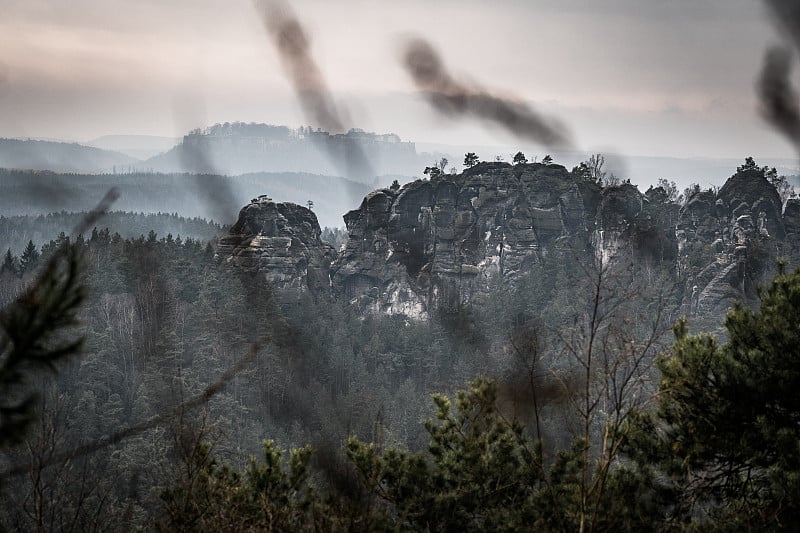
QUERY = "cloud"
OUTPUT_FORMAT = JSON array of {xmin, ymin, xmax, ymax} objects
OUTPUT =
[{"xmin": 401, "ymin": 37, "xmax": 573, "ymax": 150}]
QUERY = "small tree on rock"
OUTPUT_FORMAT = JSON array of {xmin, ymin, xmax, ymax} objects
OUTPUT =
[
  {"xmin": 463, "ymin": 152, "xmax": 480, "ymax": 168},
  {"xmin": 513, "ymin": 151, "xmax": 528, "ymax": 165},
  {"xmin": 424, "ymin": 166, "xmax": 442, "ymax": 178},
  {"xmin": 737, "ymin": 156, "xmax": 759, "ymax": 173}
]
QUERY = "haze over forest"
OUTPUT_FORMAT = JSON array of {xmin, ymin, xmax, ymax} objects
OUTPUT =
[{"xmin": 5, "ymin": 0, "xmax": 800, "ymax": 531}]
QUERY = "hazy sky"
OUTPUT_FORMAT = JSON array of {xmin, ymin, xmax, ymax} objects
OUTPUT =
[{"xmin": 0, "ymin": 0, "xmax": 797, "ymax": 159}]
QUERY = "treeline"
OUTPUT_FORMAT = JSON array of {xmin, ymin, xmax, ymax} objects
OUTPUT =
[{"xmin": 0, "ymin": 211, "xmax": 224, "ymax": 255}]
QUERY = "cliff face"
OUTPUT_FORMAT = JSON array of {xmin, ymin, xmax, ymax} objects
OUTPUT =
[
  {"xmin": 218, "ymin": 162, "xmax": 796, "ymax": 320},
  {"xmin": 330, "ymin": 162, "xmax": 678, "ymax": 318},
  {"xmin": 676, "ymin": 168, "xmax": 787, "ymax": 314},
  {"xmin": 216, "ymin": 198, "xmax": 336, "ymax": 294}
]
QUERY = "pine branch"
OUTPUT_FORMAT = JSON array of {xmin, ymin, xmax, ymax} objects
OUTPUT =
[{"xmin": 0, "ymin": 189, "xmax": 118, "ymax": 449}]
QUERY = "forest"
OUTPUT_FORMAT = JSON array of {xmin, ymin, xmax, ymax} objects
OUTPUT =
[
  {"xmin": 4, "ymin": 0, "xmax": 800, "ymax": 530},
  {"xmin": 0, "ymin": 174, "xmax": 797, "ymax": 530}
]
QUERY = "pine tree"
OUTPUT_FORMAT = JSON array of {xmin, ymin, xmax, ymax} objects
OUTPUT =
[
  {"xmin": 19, "ymin": 240, "xmax": 40, "ymax": 274},
  {"xmin": 1, "ymin": 249, "xmax": 18, "ymax": 276},
  {"xmin": 463, "ymin": 152, "xmax": 480, "ymax": 168},
  {"xmin": 631, "ymin": 262, "xmax": 800, "ymax": 529},
  {"xmin": 0, "ymin": 243, "xmax": 86, "ymax": 451},
  {"xmin": 348, "ymin": 377, "xmax": 661, "ymax": 531}
]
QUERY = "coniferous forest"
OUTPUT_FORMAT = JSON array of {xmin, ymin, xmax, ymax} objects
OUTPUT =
[
  {"xmin": 5, "ymin": 1, "xmax": 800, "ymax": 531},
  {"xmin": 1, "ymin": 195, "xmax": 798, "ymax": 530}
]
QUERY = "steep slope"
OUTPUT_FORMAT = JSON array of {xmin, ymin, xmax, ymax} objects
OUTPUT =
[{"xmin": 677, "ymin": 165, "xmax": 787, "ymax": 314}]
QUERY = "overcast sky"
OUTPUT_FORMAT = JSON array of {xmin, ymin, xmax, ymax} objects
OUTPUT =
[{"xmin": 0, "ymin": 0, "xmax": 797, "ymax": 159}]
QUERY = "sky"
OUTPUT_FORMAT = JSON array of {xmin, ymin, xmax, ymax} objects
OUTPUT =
[{"xmin": 0, "ymin": 0, "xmax": 798, "ymax": 160}]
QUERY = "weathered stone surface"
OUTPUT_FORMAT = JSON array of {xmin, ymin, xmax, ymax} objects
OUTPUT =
[
  {"xmin": 331, "ymin": 162, "xmax": 678, "ymax": 318},
  {"xmin": 217, "ymin": 162, "xmax": 796, "ymax": 320},
  {"xmin": 718, "ymin": 168, "xmax": 784, "ymax": 240},
  {"xmin": 676, "ymin": 167, "xmax": 789, "ymax": 314},
  {"xmin": 216, "ymin": 199, "xmax": 335, "ymax": 294}
]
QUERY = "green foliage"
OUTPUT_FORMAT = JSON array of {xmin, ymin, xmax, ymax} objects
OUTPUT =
[
  {"xmin": 423, "ymin": 165, "xmax": 442, "ymax": 178},
  {"xmin": 1, "ymin": 249, "xmax": 18, "ymax": 277},
  {"xmin": 348, "ymin": 377, "xmax": 662, "ymax": 532},
  {"xmin": 634, "ymin": 264, "xmax": 800, "ymax": 529},
  {"xmin": 512, "ymin": 151, "xmax": 528, "ymax": 165},
  {"xmin": 463, "ymin": 152, "xmax": 480, "ymax": 168},
  {"xmin": 348, "ymin": 377, "xmax": 543, "ymax": 531},
  {"xmin": 766, "ymin": 166, "xmax": 793, "ymax": 204},
  {"xmin": 541, "ymin": 154, "xmax": 553, "ymax": 165},
  {"xmin": 159, "ymin": 440, "xmax": 324, "ymax": 531},
  {"xmin": 574, "ymin": 153, "xmax": 606, "ymax": 185},
  {"xmin": 0, "ymin": 211, "xmax": 224, "ymax": 257},
  {"xmin": 424, "ymin": 157, "xmax": 449, "ymax": 178},
  {"xmin": 572, "ymin": 161, "xmax": 593, "ymax": 181},
  {"xmin": 19, "ymin": 240, "xmax": 40, "ymax": 274},
  {"xmin": 0, "ymin": 243, "xmax": 85, "ymax": 449},
  {"xmin": 655, "ymin": 178, "xmax": 682, "ymax": 204},
  {"xmin": 737, "ymin": 156, "xmax": 760, "ymax": 173}
]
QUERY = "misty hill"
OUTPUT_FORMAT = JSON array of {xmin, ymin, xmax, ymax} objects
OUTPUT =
[
  {"xmin": 0, "ymin": 138, "xmax": 139, "ymax": 173},
  {"xmin": 144, "ymin": 122, "xmax": 425, "ymax": 183},
  {"xmin": 86, "ymin": 134, "xmax": 180, "ymax": 160},
  {"xmin": 0, "ymin": 168, "xmax": 369, "ymax": 229}
]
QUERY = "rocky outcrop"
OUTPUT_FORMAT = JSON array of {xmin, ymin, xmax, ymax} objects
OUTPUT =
[
  {"xmin": 676, "ymin": 168, "xmax": 787, "ymax": 314},
  {"xmin": 330, "ymin": 163, "xmax": 675, "ymax": 318},
  {"xmin": 217, "ymin": 161, "xmax": 795, "ymax": 320},
  {"xmin": 216, "ymin": 198, "xmax": 335, "ymax": 294},
  {"xmin": 593, "ymin": 183, "xmax": 680, "ymax": 264}
]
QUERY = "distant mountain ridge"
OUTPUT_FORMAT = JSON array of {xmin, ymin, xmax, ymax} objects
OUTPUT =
[
  {"xmin": 0, "ymin": 138, "xmax": 138, "ymax": 174},
  {"xmin": 7, "ymin": 124, "xmax": 798, "ymax": 193},
  {"xmin": 0, "ymin": 169, "xmax": 371, "ymax": 229},
  {"xmin": 144, "ymin": 122, "xmax": 425, "ymax": 183},
  {"xmin": 86, "ymin": 135, "xmax": 180, "ymax": 160}
]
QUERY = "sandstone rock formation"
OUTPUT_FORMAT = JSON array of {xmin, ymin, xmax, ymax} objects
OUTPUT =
[
  {"xmin": 676, "ymin": 166, "xmax": 787, "ymax": 315},
  {"xmin": 330, "ymin": 162, "xmax": 677, "ymax": 318},
  {"xmin": 216, "ymin": 197, "xmax": 335, "ymax": 294},
  {"xmin": 217, "ymin": 160, "xmax": 796, "ymax": 321}
]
